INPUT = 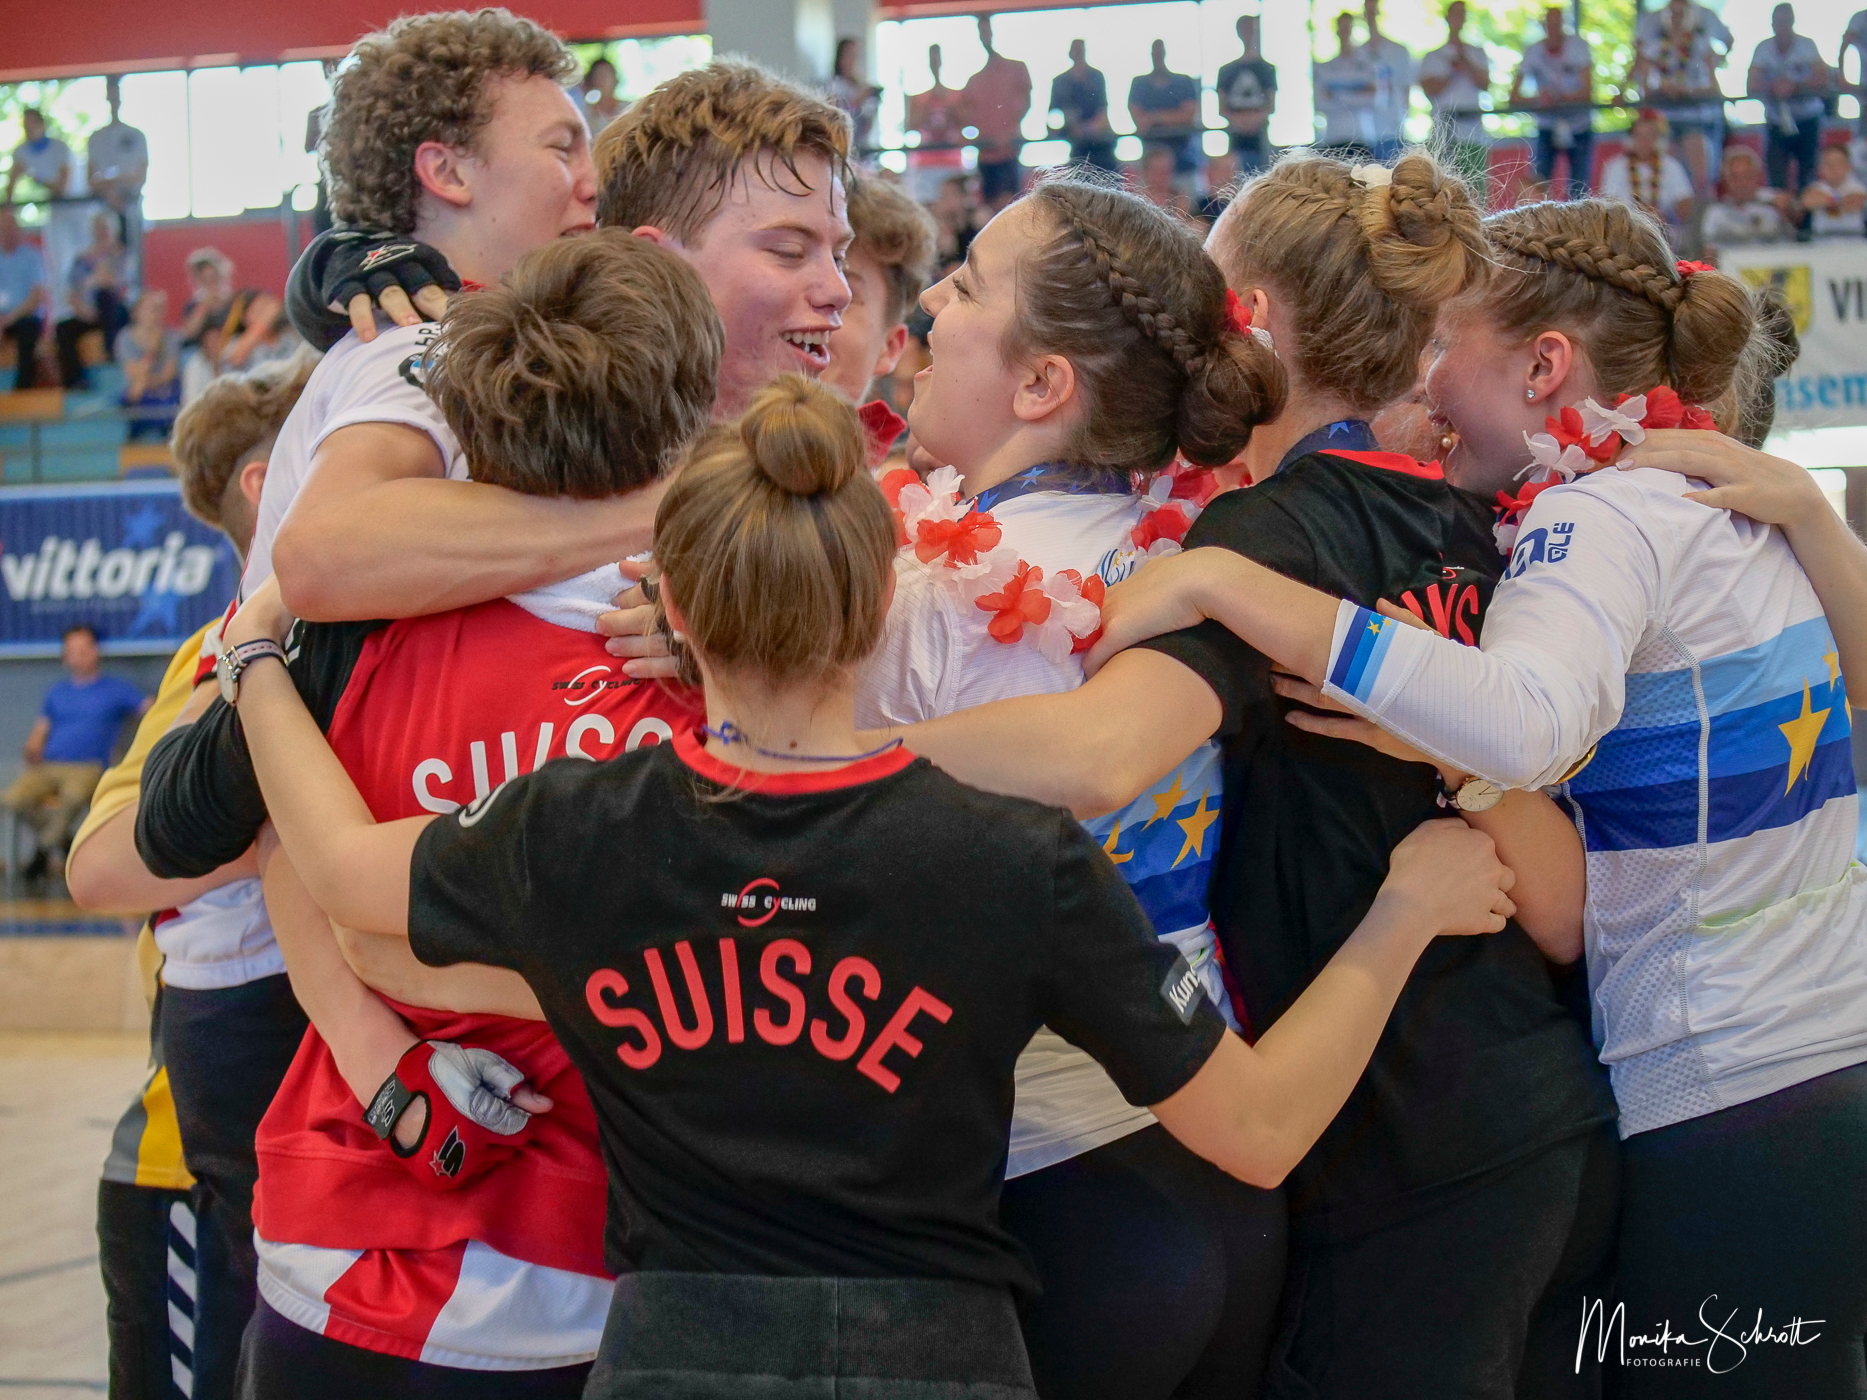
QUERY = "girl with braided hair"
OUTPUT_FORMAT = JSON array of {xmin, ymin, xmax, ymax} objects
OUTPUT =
[
  {"xmin": 871, "ymin": 152, "xmax": 1620, "ymax": 1399},
  {"xmin": 1076, "ymin": 195, "xmax": 1867, "ymax": 1397}
]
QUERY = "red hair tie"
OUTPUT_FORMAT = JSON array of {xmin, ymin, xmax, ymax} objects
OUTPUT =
[
  {"xmin": 1224, "ymin": 288, "xmax": 1254, "ymax": 335},
  {"xmin": 1675, "ymin": 260, "xmax": 1714, "ymax": 278}
]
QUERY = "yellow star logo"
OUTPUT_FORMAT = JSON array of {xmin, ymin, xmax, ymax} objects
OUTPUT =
[
  {"xmin": 1366, "ymin": 615, "xmax": 1386, "ymax": 638},
  {"xmin": 1778, "ymin": 679, "xmax": 1831, "ymax": 794},
  {"xmin": 1101, "ymin": 819, "xmax": 1132, "ymax": 865},
  {"xmin": 1144, "ymin": 773, "xmax": 1184, "ymax": 828},
  {"xmin": 1172, "ymin": 789, "xmax": 1220, "ymax": 867},
  {"xmin": 1823, "ymin": 645, "xmax": 1842, "ymax": 691}
]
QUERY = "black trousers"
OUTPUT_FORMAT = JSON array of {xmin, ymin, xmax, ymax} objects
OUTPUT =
[
  {"xmin": 1606, "ymin": 1063, "xmax": 1867, "ymax": 1399},
  {"xmin": 56, "ymin": 288, "xmax": 128, "ymax": 387},
  {"xmin": 236, "ymin": 1300, "xmax": 591, "ymax": 1399},
  {"xmin": 161, "ymin": 975, "xmax": 309, "ymax": 1400},
  {"xmin": 1000, "ymin": 1123, "xmax": 1286, "ymax": 1399},
  {"xmin": 1766, "ymin": 115, "xmax": 1823, "ymax": 195},
  {"xmin": 5, "ymin": 312, "xmax": 42, "ymax": 389},
  {"xmin": 98, "ymin": 1178, "xmax": 199, "ymax": 1400},
  {"xmin": 588, "ymin": 1272, "xmax": 1037, "ymax": 1399},
  {"xmin": 1263, "ymin": 1124, "xmax": 1622, "ymax": 1400}
]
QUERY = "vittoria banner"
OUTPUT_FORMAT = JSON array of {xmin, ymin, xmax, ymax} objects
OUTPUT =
[
  {"xmin": 1718, "ymin": 241, "xmax": 1867, "ymax": 431},
  {"xmin": 0, "ymin": 480, "xmax": 237, "ymax": 657}
]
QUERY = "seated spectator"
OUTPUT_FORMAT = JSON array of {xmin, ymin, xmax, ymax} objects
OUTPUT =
[
  {"xmin": 1747, "ymin": 5, "xmax": 1830, "ymax": 196},
  {"xmin": 0, "ymin": 206, "xmax": 47, "ymax": 390},
  {"xmin": 1601, "ymin": 110, "xmax": 1694, "ymax": 234},
  {"xmin": 1050, "ymin": 40, "xmax": 1118, "ymax": 173},
  {"xmin": 580, "ymin": 58, "xmax": 625, "ymax": 138},
  {"xmin": 182, "ymin": 291, "xmax": 297, "ymax": 406},
  {"xmin": 1129, "ymin": 39, "xmax": 1202, "ymax": 194},
  {"xmin": 177, "ymin": 247, "xmax": 239, "ymax": 348},
  {"xmin": 55, "ymin": 210, "xmax": 130, "ymax": 389},
  {"xmin": 1139, "ymin": 144, "xmax": 1194, "ymax": 216},
  {"xmin": 928, "ymin": 173, "xmax": 981, "ymax": 277},
  {"xmin": 3, "ymin": 623, "xmax": 148, "ymax": 888},
  {"xmin": 1313, "ymin": 11, "xmax": 1382, "ymax": 156},
  {"xmin": 1701, "ymin": 144, "xmax": 1795, "ymax": 249},
  {"xmin": 1216, "ymin": 15, "xmax": 1278, "ymax": 177},
  {"xmin": 1513, "ymin": 6, "xmax": 1596, "ymax": 199},
  {"xmin": 116, "ymin": 288, "xmax": 181, "ymax": 439},
  {"xmin": 1419, "ymin": 0, "xmax": 1492, "ymax": 187},
  {"xmin": 907, "ymin": 45, "xmax": 968, "ymax": 199},
  {"xmin": 1802, "ymin": 143, "xmax": 1867, "ymax": 237},
  {"xmin": 822, "ymin": 175, "xmax": 937, "ymax": 416},
  {"xmin": 1200, "ymin": 148, "xmax": 1238, "ymax": 222}
]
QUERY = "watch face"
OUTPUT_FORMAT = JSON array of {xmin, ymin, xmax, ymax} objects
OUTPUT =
[
  {"xmin": 1458, "ymin": 778, "xmax": 1505, "ymax": 812},
  {"xmin": 215, "ymin": 650, "xmax": 239, "ymax": 706}
]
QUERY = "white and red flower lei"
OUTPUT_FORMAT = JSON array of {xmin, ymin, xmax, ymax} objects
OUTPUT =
[
  {"xmin": 877, "ymin": 458, "xmax": 1222, "ymax": 663},
  {"xmin": 1493, "ymin": 384, "xmax": 1717, "ymax": 553}
]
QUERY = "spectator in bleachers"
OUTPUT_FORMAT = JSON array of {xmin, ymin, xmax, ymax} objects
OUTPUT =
[
  {"xmin": 907, "ymin": 45, "xmax": 968, "ymax": 199},
  {"xmin": 1630, "ymin": 0, "xmax": 1732, "ymax": 200},
  {"xmin": 86, "ymin": 77, "xmax": 148, "ymax": 288},
  {"xmin": 1129, "ymin": 39, "xmax": 1202, "ymax": 197},
  {"xmin": 1314, "ymin": 11, "xmax": 1383, "ymax": 157},
  {"xmin": 1844, "ymin": 11, "xmax": 1867, "ymax": 143},
  {"xmin": 54, "ymin": 210, "xmax": 129, "ymax": 389},
  {"xmin": 928, "ymin": 173, "xmax": 981, "ymax": 276},
  {"xmin": 5, "ymin": 109, "xmax": 88, "ymax": 323},
  {"xmin": 1200, "ymin": 148, "xmax": 1238, "ymax": 221},
  {"xmin": 182, "ymin": 291, "xmax": 298, "ymax": 406},
  {"xmin": 116, "ymin": 288, "xmax": 181, "ymax": 441},
  {"xmin": 1701, "ymin": 144, "xmax": 1796, "ymax": 249},
  {"xmin": 177, "ymin": 246, "xmax": 237, "ymax": 348},
  {"xmin": 1360, "ymin": 0, "xmax": 1413, "ymax": 161},
  {"xmin": 1512, "ymin": 6, "xmax": 1596, "ymax": 199},
  {"xmin": 1217, "ymin": 15, "xmax": 1279, "ymax": 178},
  {"xmin": 1802, "ymin": 143, "xmax": 1866, "ymax": 238},
  {"xmin": 3, "ymin": 623, "xmax": 148, "ymax": 889},
  {"xmin": 1419, "ymin": 1, "xmax": 1492, "ymax": 188},
  {"xmin": 822, "ymin": 176, "xmax": 936, "ymax": 415},
  {"xmin": 962, "ymin": 15, "xmax": 1032, "ymax": 210},
  {"xmin": 0, "ymin": 205, "xmax": 48, "ymax": 390},
  {"xmin": 1748, "ymin": 5, "xmax": 1831, "ymax": 197},
  {"xmin": 1139, "ymin": 144, "xmax": 1194, "ymax": 216},
  {"xmin": 828, "ymin": 38, "xmax": 881, "ymax": 153},
  {"xmin": 580, "ymin": 58, "xmax": 625, "ymax": 139},
  {"xmin": 1050, "ymin": 40, "xmax": 1118, "ymax": 173},
  {"xmin": 1600, "ymin": 109, "xmax": 1694, "ymax": 236}
]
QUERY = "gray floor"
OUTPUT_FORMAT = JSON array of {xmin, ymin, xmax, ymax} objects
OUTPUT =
[{"xmin": 0, "ymin": 1032, "xmax": 148, "ymax": 1398}]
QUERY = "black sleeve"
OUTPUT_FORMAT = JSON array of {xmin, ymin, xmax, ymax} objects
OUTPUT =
[
  {"xmin": 1039, "ymin": 815, "xmax": 1227, "ymax": 1107},
  {"xmin": 406, "ymin": 764, "xmax": 577, "ymax": 972},
  {"xmin": 1137, "ymin": 485, "xmax": 1319, "ymax": 738},
  {"xmin": 134, "ymin": 620, "xmax": 384, "ymax": 879}
]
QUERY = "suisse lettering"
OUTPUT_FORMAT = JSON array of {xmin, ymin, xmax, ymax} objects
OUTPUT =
[{"xmin": 585, "ymin": 940, "xmax": 952, "ymax": 1093}]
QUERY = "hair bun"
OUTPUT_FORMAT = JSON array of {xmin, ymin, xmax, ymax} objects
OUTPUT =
[
  {"xmin": 738, "ymin": 374, "xmax": 867, "ymax": 496},
  {"xmin": 1357, "ymin": 151, "xmax": 1487, "ymax": 311}
]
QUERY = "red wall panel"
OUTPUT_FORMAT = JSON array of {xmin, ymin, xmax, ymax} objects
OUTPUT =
[{"xmin": 141, "ymin": 217, "xmax": 295, "ymax": 319}]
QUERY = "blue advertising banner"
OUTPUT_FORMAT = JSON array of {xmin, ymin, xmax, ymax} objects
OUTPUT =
[{"xmin": 0, "ymin": 481, "xmax": 237, "ymax": 658}]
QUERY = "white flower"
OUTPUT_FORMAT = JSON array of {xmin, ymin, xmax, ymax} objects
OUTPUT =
[
  {"xmin": 1521, "ymin": 430, "xmax": 1590, "ymax": 482},
  {"xmin": 1493, "ymin": 518, "xmax": 1522, "ymax": 554},
  {"xmin": 941, "ymin": 546, "xmax": 1019, "ymax": 607},
  {"xmin": 898, "ymin": 465, "xmax": 967, "ymax": 535},
  {"xmin": 1040, "ymin": 571, "xmax": 1102, "ymax": 640},
  {"xmin": 1578, "ymin": 394, "xmax": 1647, "ymax": 447},
  {"xmin": 1142, "ymin": 537, "xmax": 1183, "ymax": 560},
  {"xmin": 1350, "ymin": 163, "xmax": 1393, "ymax": 189}
]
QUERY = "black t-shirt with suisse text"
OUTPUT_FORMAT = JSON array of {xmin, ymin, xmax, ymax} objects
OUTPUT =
[
  {"xmin": 1142, "ymin": 448, "xmax": 1616, "ymax": 1240},
  {"xmin": 410, "ymin": 729, "xmax": 1224, "ymax": 1295}
]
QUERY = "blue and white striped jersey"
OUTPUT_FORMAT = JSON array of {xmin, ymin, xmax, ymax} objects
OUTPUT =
[{"xmin": 1323, "ymin": 465, "xmax": 1867, "ymax": 1136}]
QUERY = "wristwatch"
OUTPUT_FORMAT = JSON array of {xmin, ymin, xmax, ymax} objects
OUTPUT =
[
  {"xmin": 214, "ymin": 638, "xmax": 287, "ymax": 706},
  {"xmin": 1437, "ymin": 772, "xmax": 1505, "ymax": 813}
]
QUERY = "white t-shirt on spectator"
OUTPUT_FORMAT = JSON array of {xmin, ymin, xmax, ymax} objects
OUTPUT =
[
  {"xmin": 1636, "ymin": 5, "xmax": 1732, "ymax": 123},
  {"xmin": 1362, "ymin": 34, "xmax": 1414, "ymax": 143},
  {"xmin": 11, "ymin": 136, "xmax": 75, "ymax": 194},
  {"xmin": 1601, "ymin": 152, "xmax": 1694, "ymax": 219},
  {"xmin": 1808, "ymin": 177, "xmax": 1867, "ymax": 238},
  {"xmin": 244, "ymin": 319, "xmax": 467, "ymax": 593},
  {"xmin": 1313, "ymin": 50, "xmax": 1383, "ymax": 148},
  {"xmin": 1701, "ymin": 192, "xmax": 1793, "ymax": 246},
  {"xmin": 1418, "ymin": 41, "xmax": 1490, "ymax": 142},
  {"xmin": 1749, "ymin": 35, "xmax": 1827, "ymax": 127},
  {"xmin": 1518, "ymin": 35, "xmax": 1594, "ymax": 130},
  {"xmin": 87, "ymin": 123, "xmax": 148, "ymax": 193}
]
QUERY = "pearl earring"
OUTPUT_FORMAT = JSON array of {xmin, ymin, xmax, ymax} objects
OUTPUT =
[{"xmin": 1526, "ymin": 389, "xmax": 1536, "ymax": 401}]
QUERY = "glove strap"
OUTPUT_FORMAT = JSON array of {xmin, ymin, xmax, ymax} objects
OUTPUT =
[{"xmin": 364, "ymin": 1045, "xmax": 430, "ymax": 1158}]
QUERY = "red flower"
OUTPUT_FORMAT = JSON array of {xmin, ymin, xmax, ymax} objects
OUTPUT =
[
  {"xmin": 1495, "ymin": 477, "xmax": 1563, "ymax": 519},
  {"xmin": 976, "ymin": 562, "xmax": 1051, "ymax": 643},
  {"xmin": 914, "ymin": 508, "xmax": 1002, "ymax": 566},
  {"xmin": 1068, "ymin": 573, "xmax": 1107, "ymax": 654},
  {"xmin": 1640, "ymin": 385, "xmax": 1687, "ymax": 430},
  {"xmin": 1132, "ymin": 503, "xmax": 1193, "ymax": 551},
  {"xmin": 857, "ymin": 399, "xmax": 908, "ymax": 467},
  {"xmin": 1224, "ymin": 288, "xmax": 1253, "ymax": 334},
  {"xmin": 878, "ymin": 467, "xmax": 918, "ymax": 546},
  {"xmin": 1680, "ymin": 403, "xmax": 1717, "ymax": 430},
  {"xmin": 1166, "ymin": 464, "xmax": 1221, "ymax": 509},
  {"xmin": 1676, "ymin": 259, "xmax": 1715, "ymax": 278}
]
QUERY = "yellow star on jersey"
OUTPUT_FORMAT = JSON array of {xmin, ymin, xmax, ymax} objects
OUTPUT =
[
  {"xmin": 1144, "ymin": 773, "xmax": 1185, "ymax": 828},
  {"xmin": 1101, "ymin": 820, "xmax": 1133, "ymax": 864},
  {"xmin": 1173, "ymin": 789, "xmax": 1220, "ymax": 868},
  {"xmin": 1778, "ymin": 680, "xmax": 1831, "ymax": 794},
  {"xmin": 1824, "ymin": 645, "xmax": 1842, "ymax": 691}
]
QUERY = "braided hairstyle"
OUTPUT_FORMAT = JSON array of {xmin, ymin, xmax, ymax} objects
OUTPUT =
[
  {"xmin": 1006, "ymin": 179, "xmax": 1285, "ymax": 473},
  {"xmin": 1482, "ymin": 199, "xmax": 1754, "ymax": 414},
  {"xmin": 1209, "ymin": 151, "xmax": 1487, "ymax": 415}
]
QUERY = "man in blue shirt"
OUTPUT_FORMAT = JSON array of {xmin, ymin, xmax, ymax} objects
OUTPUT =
[
  {"xmin": 1049, "ymin": 40, "xmax": 1118, "ymax": 172},
  {"xmin": 0, "ymin": 206, "xmax": 49, "ymax": 390},
  {"xmin": 1129, "ymin": 40, "xmax": 1203, "ymax": 192},
  {"xmin": 5, "ymin": 623, "xmax": 148, "ymax": 882}
]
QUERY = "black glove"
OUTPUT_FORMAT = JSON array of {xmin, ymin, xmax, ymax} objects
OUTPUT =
[{"xmin": 285, "ymin": 228, "xmax": 461, "ymax": 351}]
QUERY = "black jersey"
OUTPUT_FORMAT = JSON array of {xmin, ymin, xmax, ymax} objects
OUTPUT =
[
  {"xmin": 409, "ymin": 729, "xmax": 1225, "ymax": 1293},
  {"xmin": 1143, "ymin": 444, "xmax": 1616, "ymax": 1240}
]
